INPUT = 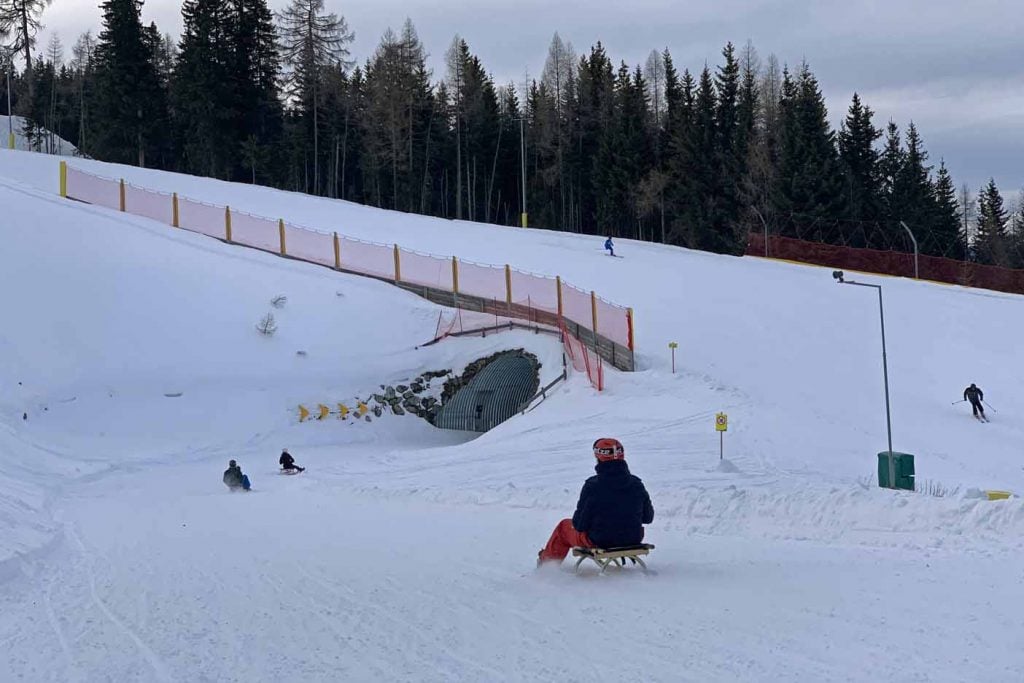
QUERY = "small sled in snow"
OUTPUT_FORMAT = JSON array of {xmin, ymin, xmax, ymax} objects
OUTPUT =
[
  {"xmin": 572, "ymin": 544, "xmax": 654, "ymax": 574},
  {"xmin": 279, "ymin": 468, "xmax": 302, "ymax": 475}
]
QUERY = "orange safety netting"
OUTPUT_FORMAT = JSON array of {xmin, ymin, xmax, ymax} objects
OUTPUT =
[
  {"xmin": 561, "ymin": 321, "xmax": 603, "ymax": 391},
  {"xmin": 748, "ymin": 233, "xmax": 1024, "ymax": 297},
  {"xmin": 63, "ymin": 165, "xmax": 635, "ymax": 357}
]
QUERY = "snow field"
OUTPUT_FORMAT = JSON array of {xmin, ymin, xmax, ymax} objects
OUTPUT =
[{"xmin": 1, "ymin": 148, "xmax": 1023, "ymax": 680}]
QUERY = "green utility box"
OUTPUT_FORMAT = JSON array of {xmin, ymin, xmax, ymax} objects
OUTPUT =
[{"xmin": 878, "ymin": 451, "xmax": 915, "ymax": 491}]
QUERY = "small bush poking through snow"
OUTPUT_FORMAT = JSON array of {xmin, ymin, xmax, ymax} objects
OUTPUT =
[
  {"xmin": 256, "ymin": 312, "xmax": 278, "ymax": 336},
  {"xmin": 271, "ymin": 294, "xmax": 287, "ymax": 308}
]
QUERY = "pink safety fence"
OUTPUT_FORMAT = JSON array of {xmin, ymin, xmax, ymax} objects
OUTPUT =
[
  {"xmin": 63, "ymin": 165, "xmax": 635, "ymax": 363},
  {"xmin": 561, "ymin": 321, "xmax": 603, "ymax": 391}
]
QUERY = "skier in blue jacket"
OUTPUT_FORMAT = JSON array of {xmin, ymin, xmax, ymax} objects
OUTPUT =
[{"xmin": 604, "ymin": 236, "xmax": 615, "ymax": 257}]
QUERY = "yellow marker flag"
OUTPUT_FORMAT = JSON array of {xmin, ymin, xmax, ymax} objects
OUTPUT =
[
  {"xmin": 298, "ymin": 405, "xmax": 310, "ymax": 422},
  {"xmin": 357, "ymin": 402, "xmax": 368, "ymax": 416},
  {"xmin": 317, "ymin": 404, "xmax": 330, "ymax": 420},
  {"xmin": 338, "ymin": 403, "xmax": 349, "ymax": 419}
]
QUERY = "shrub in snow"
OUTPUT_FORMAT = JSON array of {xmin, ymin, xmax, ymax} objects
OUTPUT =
[
  {"xmin": 256, "ymin": 312, "xmax": 278, "ymax": 336},
  {"xmin": 271, "ymin": 294, "xmax": 287, "ymax": 308}
]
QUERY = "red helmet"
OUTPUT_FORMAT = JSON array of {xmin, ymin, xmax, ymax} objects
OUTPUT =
[{"xmin": 593, "ymin": 438, "xmax": 624, "ymax": 461}]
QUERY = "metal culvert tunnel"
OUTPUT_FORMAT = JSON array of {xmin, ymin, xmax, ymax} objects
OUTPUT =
[{"xmin": 434, "ymin": 351, "xmax": 540, "ymax": 432}]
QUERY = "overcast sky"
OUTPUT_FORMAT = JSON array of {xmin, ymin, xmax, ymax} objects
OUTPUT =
[{"xmin": 39, "ymin": 0, "xmax": 1024, "ymax": 199}]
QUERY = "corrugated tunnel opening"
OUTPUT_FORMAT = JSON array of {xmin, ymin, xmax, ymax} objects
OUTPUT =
[{"xmin": 433, "ymin": 350, "xmax": 541, "ymax": 433}]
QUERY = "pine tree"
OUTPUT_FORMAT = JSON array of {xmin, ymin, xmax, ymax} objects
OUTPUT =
[
  {"xmin": 90, "ymin": 0, "xmax": 168, "ymax": 167},
  {"xmin": 711, "ymin": 42, "xmax": 745, "ymax": 254},
  {"xmin": 229, "ymin": 0, "xmax": 282, "ymax": 182},
  {"xmin": 974, "ymin": 178, "xmax": 1008, "ymax": 266},
  {"xmin": 932, "ymin": 162, "xmax": 963, "ymax": 259},
  {"xmin": 878, "ymin": 121, "xmax": 903, "ymax": 229},
  {"xmin": 0, "ymin": 0, "xmax": 52, "ymax": 98},
  {"xmin": 775, "ymin": 63, "xmax": 845, "ymax": 239},
  {"xmin": 837, "ymin": 93, "xmax": 881, "ymax": 231},
  {"xmin": 893, "ymin": 122, "xmax": 937, "ymax": 253},
  {"xmin": 173, "ymin": 0, "xmax": 234, "ymax": 176},
  {"xmin": 278, "ymin": 0, "xmax": 353, "ymax": 194}
]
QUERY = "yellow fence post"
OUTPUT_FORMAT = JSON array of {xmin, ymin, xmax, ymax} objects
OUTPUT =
[
  {"xmin": 393, "ymin": 245, "xmax": 402, "ymax": 282},
  {"xmin": 333, "ymin": 232, "xmax": 341, "ymax": 269},
  {"xmin": 556, "ymin": 276, "xmax": 563, "ymax": 319},
  {"xmin": 119, "ymin": 179, "xmax": 126, "ymax": 212},
  {"xmin": 591, "ymin": 290, "xmax": 598, "ymax": 335},
  {"xmin": 172, "ymin": 193, "xmax": 179, "ymax": 228},
  {"xmin": 225, "ymin": 206, "xmax": 232, "ymax": 242},
  {"xmin": 505, "ymin": 265, "xmax": 513, "ymax": 306},
  {"xmin": 279, "ymin": 219, "xmax": 287, "ymax": 256},
  {"xmin": 59, "ymin": 161, "xmax": 67, "ymax": 197},
  {"xmin": 452, "ymin": 257, "xmax": 460, "ymax": 294}
]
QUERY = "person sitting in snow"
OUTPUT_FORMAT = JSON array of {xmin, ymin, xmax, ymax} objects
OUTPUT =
[
  {"xmin": 279, "ymin": 449, "xmax": 305, "ymax": 473},
  {"xmin": 963, "ymin": 383, "xmax": 985, "ymax": 418},
  {"xmin": 604, "ymin": 236, "xmax": 615, "ymax": 257},
  {"xmin": 537, "ymin": 438, "xmax": 654, "ymax": 566},
  {"xmin": 223, "ymin": 459, "xmax": 251, "ymax": 491}
]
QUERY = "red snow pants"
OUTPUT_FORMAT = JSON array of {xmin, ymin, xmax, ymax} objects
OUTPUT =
[{"xmin": 539, "ymin": 519, "xmax": 594, "ymax": 563}]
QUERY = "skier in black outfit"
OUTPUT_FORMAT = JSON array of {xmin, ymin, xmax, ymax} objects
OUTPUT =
[
  {"xmin": 279, "ymin": 449, "xmax": 305, "ymax": 472},
  {"xmin": 964, "ymin": 384, "xmax": 985, "ymax": 419}
]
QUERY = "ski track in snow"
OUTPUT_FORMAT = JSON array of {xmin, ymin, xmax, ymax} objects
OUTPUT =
[{"xmin": 1, "ymin": 149, "xmax": 1023, "ymax": 679}]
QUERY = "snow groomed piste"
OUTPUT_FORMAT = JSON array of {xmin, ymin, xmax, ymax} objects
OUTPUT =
[{"xmin": 1, "ymin": 149, "xmax": 1023, "ymax": 680}]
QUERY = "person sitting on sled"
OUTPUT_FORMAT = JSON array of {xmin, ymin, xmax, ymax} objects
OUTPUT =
[
  {"xmin": 604, "ymin": 236, "xmax": 615, "ymax": 257},
  {"xmin": 279, "ymin": 449, "xmax": 305, "ymax": 473},
  {"xmin": 537, "ymin": 438, "xmax": 654, "ymax": 566},
  {"xmin": 223, "ymin": 459, "xmax": 251, "ymax": 491}
]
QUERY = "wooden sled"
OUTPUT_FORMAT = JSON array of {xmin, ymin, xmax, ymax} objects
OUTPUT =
[{"xmin": 572, "ymin": 544, "xmax": 655, "ymax": 573}]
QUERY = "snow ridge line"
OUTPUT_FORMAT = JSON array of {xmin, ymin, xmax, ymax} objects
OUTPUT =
[{"xmin": 339, "ymin": 480, "xmax": 1024, "ymax": 552}]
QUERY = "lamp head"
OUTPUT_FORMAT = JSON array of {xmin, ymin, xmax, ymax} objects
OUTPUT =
[{"xmin": 832, "ymin": 270, "xmax": 845, "ymax": 283}]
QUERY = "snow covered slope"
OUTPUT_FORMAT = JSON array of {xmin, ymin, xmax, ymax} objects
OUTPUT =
[{"xmin": 0, "ymin": 148, "xmax": 1022, "ymax": 680}]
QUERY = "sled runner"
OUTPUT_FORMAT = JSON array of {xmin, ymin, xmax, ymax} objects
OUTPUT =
[{"xmin": 572, "ymin": 544, "xmax": 655, "ymax": 573}]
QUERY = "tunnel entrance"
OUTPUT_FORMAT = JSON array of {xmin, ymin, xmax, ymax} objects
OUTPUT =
[{"xmin": 434, "ymin": 350, "xmax": 540, "ymax": 433}]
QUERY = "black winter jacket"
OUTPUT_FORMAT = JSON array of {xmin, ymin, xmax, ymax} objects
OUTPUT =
[
  {"xmin": 280, "ymin": 453, "xmax": 295, "ymax": 468},
  {"xmin": 964, "ymin": 386, "xmax": 984, "ymax": 403},
  {"xmin": 223, "ymin": 465, "xmax": 244, "ymax": 488},
  {"xmin": 571, "ymin": 459, "xmax": 654, "ymax": 548}
]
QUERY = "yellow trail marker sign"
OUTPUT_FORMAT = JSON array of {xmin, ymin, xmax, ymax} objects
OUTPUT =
[
  {"xmin": 317, "ymin": 404, "xmax": 330, "ymax": 420},
  {"xmin": 298, "ymin": 405, "xmax": 310, "ymax": 422},
  {"xmin": 715, "ymin": 412, "xmax": 728, "ymax": 460}
]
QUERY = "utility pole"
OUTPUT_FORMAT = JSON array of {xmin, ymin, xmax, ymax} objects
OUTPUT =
[
  {"xmin": 5, "ymin": 50, "xmax": 13, "ymax": 150},
  {"xmin": 515, "ymin": 116, "xmax": 527, "ymax": 227}
]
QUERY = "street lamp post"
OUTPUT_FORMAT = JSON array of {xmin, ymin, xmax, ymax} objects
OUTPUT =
[
  {"xmin": 5, "ymin": 50, "xmax": 12, "ymax": 150},
  {"xmin": 514, "ymin": 117, "xmax": 527, "ymax": 228},
  {"xmin": 832, "ymin": 270, "xmax": 893, "ymax": 453},
  {"xmin": 899, "ymin": 221, "xmax": 919, "ymax": 279},
  {"xmin": 753, "ymin": 207, "xmax": 769, "ymax": 257}
]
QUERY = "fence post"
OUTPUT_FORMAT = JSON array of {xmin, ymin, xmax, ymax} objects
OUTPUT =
[
  {"xmin": 225, "ymin": 206, "xmax": 232, "ymax": 242},
  {"xmin": 333, "ymin": 232, "xmax": 341, "ymax": 269},
  {"xmin": 59, "ymin": 161, "xmax": 67, "ymax": 197},
  {"xmin": 452, "ymin": 257, "xmax": 460, "ymax": 294},
  {"xmin": 393, "ymin": 245, "xmax": 401, "ymax": 282},
  {"xmin": 556, "ymin": 276, "xmax": 563, "ymax": 319},
  {"xmin": 119, "ymin": 179, "xmax": 126, "ymax": 212},
  {"xmin": 591, "ymin": 291, "xmax": 598, "ymax": 335},
  {"xmin": 627, "ymin": 307, "xmax": 635, "ymax": 352},
  {"xmin": 278, "ymin": 219, "xmax": 287, "ymax": 255},
  {"xmin": 172, "ymin": 193, "xmax": 179, "ymax": 228},
  {"xmin": 505, "ymin": 264, "xmax": 512, "ymax": 308}
]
